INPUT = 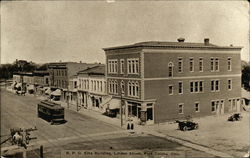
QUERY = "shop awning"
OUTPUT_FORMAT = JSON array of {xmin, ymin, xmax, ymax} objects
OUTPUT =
[
  {"xmin": 11, "ymin": 82, "xmax": 17, "ymax": 88},
  {"xmin": 15, "ymin": 83, "xmax": 22, "ymax": 88},
  {"xmin": 51, "ymin": 89, "xmax": 62, "ymax": 96},
  {"xmin": 27, "ymin": 85, "xmax": 35, "ymax": 90},
  {"xmin": 45, "ymin": 88, "xmax": 51, "ymax": 95},
  {"xmin": 108, "ymin": 98, "xmax": 121, "ymax": 110}
]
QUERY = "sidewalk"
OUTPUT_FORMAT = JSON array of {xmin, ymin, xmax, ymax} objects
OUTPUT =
[
  {"xmin": 59, "ymin": 101, "xmax": 124, "ymax": 129},
  {"xmin": 25, "ymin": 93, "xmax": 247, "ymax": 158},
  {"xmin": 57, "ymin": 100, "xmax": 237, "ymax": 158}
]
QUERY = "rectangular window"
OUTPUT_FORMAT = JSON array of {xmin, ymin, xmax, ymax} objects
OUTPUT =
[
  {"xmin": 178, "ymin": 104, "xmax": 184, "ymax": 114},
  {"xmin": 211, "ymin": 101, "xmax": 216, "ymax": 112},
  {"xmin": 228, "ymin": 79, "xmax": 232, "ymax": 90},
  {"xmin": 190, "ymin": 82, "xmax": 194, "ymax": 93},
  {"xmin": 189, "ymin": 58, "xmax": 194, "ymax": 72},
  {"xmin": 211, "ymin": 80, "xmax": 220, "ymax": 92},
  {"xmin": 228, "ymin": 58, "xmax": 232, "ymax": 71},
  {"xmin": 215, "ymin": 58, "xmax": 219, "ymax": 71},
  {"xmin": 211, "ymin": 58, "xmax": 214, "ymax": 71},
  {"xmin": 178, "ymin": 82, "xmax": 183, "ymax": 94},
  {"xmin": 190, "ymin": 81, "xmax": 204, "ymax": 93},
  {"xmin": 108, "ymin": 59, "xmax": 118, "ymax": 74},
  {"xmin": 215, "ymin": 80, "xmax": 219, "ymax": 91},
  {"xmin": 178, "ymin": 58, "xmax": 183, "ymax": 73},
  {"xmin": 120, "ymin": 59, "xmax": 124, "ymax": 74},
  {"xmin": 199, "ymin": 81, "xmax": 203, "ymax": 92},
  {"xmin": 211, "ymin": 80, "xmax": 214, "ymax": 91},
  {"xmin": 127, "ymin": 59, "xmax": 139, "ymax": 74},
  {"xmin": 169, "ymin": 85, "xmax": 173, "ymax": 95},
  {"xmin": 199, "ymin": 58, "xmax": 203, "ymax": 72},
  {"xmin": 195, "ymin": 102, "xmax": 200, "ymax": 112}
]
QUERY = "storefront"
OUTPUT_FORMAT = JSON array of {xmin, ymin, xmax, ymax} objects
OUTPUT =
[{"xmin": 124, "ymin": 100, "xmax": 155, "ymax": 125}]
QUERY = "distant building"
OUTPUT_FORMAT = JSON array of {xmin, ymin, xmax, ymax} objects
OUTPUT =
[
  {"xmin": 68, "ymin": 75, "xmax": 78, "ymax": 106},
  {"xmin": 77, "ymin": 65, "xmax": 108, "ymax": 111},
  {"xmin": 47, "ymin": 62, "xmax": 100, "ymax": 101},
  {"xmin": 103, "ymin": 38, "xmax": 242, "ymax": 124},
  {"xmin": 33, "ymin": 71, "xmax": 50, "ymax": 87}
]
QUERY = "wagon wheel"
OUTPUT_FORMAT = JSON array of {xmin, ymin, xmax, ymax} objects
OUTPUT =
[{"xmin": 183, "ymin": 126, "xmax": 188, "ymax": 131}]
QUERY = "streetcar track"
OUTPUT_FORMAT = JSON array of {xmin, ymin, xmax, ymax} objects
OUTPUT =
[{"xmin": 1, "ymin": 89, "xmax": 126, "ymax": 151}]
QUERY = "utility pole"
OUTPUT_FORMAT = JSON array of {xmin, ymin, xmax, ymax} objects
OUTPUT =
[
  {"xmin": 67, "ymin": 81, "xmax": 69, "ymax": 109},
  {"xmin": 120, "ymin": 86, "xmax": 124, "ymax": 127}
]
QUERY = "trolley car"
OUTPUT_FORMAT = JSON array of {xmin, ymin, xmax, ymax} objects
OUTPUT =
[{"xmin": 37, "ymin": 100, "xmax": 65, "ymax": 124}]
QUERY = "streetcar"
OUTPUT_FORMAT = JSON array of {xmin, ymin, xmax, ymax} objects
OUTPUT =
[{"xmin": 37, "ymin": 100, "xmax": 65, "ymax": 124}]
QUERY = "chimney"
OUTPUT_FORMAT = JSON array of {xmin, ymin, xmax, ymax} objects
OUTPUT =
[
  {"xmin": 204, "ymin": 38, "xmax": 209, "ymax": 45},
  {"xmin": 177, "ymin": 38, "xmax": 185, "ymax": 42}
]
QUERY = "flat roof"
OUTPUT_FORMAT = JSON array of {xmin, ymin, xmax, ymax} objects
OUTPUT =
[{"xmin": 103, "ymin": 41, "xmax": 242, "ymax": 51}]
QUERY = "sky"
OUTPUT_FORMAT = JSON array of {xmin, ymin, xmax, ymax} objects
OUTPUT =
[{"xmin": 1, "ymin": 1, "xmax": 249, "ymax": 64}]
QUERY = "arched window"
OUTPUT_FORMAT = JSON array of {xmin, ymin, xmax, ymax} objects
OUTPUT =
[{"xmin": 168, "ymin": 62, "xmax": 174, "ymax": 77}]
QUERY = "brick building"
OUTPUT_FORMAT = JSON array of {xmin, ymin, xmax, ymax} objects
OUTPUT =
[
  {"xmin": 77, "ymin": 65, "xmax": 108, "ymax": 111},
  {"xmin": 103, "ymin": 38, "xmax": 242, "ymax": 124},
  {"xmin": 47, "ymin": 62, "xmax": 100, "ymax": 101}
]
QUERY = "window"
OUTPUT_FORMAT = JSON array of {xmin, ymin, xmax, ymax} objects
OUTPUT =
[
  {"xmin": 190, "ymin": 82, "xmax": 194, "ymax": 93},
  {"xmin": 190, "ymin": 81, "xmax": 204, "ymax": 93},
  {"xmin": 189, "ymin": 58, "xmax": 194, "ymax": 72},
  {"xmin": 211, "ymin": 57, "xmax": 219, "ymax": 71},
  {"xmin": 199, "ymin": 58, "xmax": 203, "ymax": 72},
  {"xmin": 215, "ymin": 58, "xmax": 219, "ymax": 71},
  {"xmin": 100, "ymin": 82, "xmax": 103, "ymax": 92},
  {"xmin": 199, "ymin": 81, "xmax": 203, "ymax": 92},
  {"xmin": 195, "ymin": 102, "xmax": 200, "ymax": 112},
  {"xmin": 228, "ymin": 58, "xmax": 232, "ymax": 71},
  {"xmin": 128, "ymin": 81, "xmax": 139, "ymax": 97},
  {"xmin": 178, "ymin": 58, "xmax": 183, "ymax": 73},
  {"xmin": 228, "ymin": 79, "xmax": 232, "ymax": 90},
  {"xmin": 210, "ymin": 58, "xmax": 214, "ymax": 71},
  {"xmin": 127, "ymin": 59, "xmax": 139, "ymax": 74},
  {"xmin": 74, "ymin": 81, "xmax": 77, "ymax": 88},
  {"xmin": 120, "ymin": 59, "xmax": 124, "ymax": 74},
  {"xmin": 168, "ymin": 62, "xmax": 173, "ymax": 77},
  {"xmin": 211, "ymin": 80, "xmax": 220, "ymax": 92},
  {"xmin": 169, "ymin": 85, "xmax": 173, "ymax": 95},
  {"xmin": 215, "ymin": 80, "xmax": 219, "ymax": 91},
  {"xmin": 178, "ymin": 82, "xmax": 183, "ymax": 94},
  {"xmin": 109, "ymin": 80, "xmax": 118, "ymax": 94},
  {"xmin": 211, "ymin": 101, "xmax": 216, "ymax": 112},
  {"xmin": 108, "ymin": 59, "xmax": 118, "ymax": 74},
  {"xmin": 121, "ymin": 81, "xmax": 125, "ymax": 94},
  {"xmin": 178, "ymin": 104, "xmax": 184, "ymax": 114}
]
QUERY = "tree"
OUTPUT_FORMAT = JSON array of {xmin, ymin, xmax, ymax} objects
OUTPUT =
[{"xmin": 242, "ymin": 61, "xmax": 250, "ymax": 92}]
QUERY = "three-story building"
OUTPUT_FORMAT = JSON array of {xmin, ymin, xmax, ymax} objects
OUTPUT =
[{"xmin": 103, "ymin": 38, "xmax": 242, "ymax": 124}]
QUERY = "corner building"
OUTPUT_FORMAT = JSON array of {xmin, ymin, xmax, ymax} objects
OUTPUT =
[{"xmin": 103, "ymin": 39, "xmax": 242, "ymax": 124}]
